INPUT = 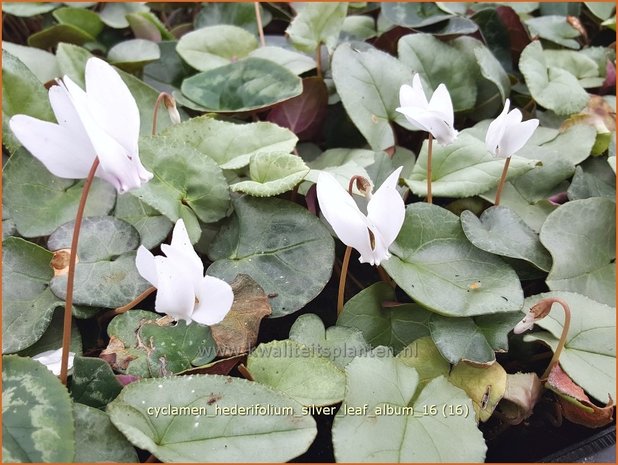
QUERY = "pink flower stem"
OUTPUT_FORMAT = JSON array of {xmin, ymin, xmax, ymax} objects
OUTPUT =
[
  {"xmin": 495, "ymin": 156, "xmax": 511, "ymax": 206},
  {"xmin": 60, "ymin": 157, "xmax": 100, "ymax": 385},
  {"xmin": 254, "ymin": 2, "xmax": 266, "ymax": 47},
  {"xmin": 427, "ymin": 134, "xmax": 433, "ymax": 204}
]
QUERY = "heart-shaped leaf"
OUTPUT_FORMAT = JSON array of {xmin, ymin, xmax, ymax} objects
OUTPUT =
[
  {"xmin": 2, "ymin": 238, "xmax": 62, "ymax": 353},
  {"xmin": 525, "ymin": 16, "xmax": 581, "ymax": 49},
  {"xmin": 176, "ymin": 25, "xmax": 258, "ymax": 72},
  {"xmin": 162, "ymin": 115, "xmax": 298, "ymax": 170},
  {"xmin": 382, "ymin": 2, "xmax": 453, "ymax": 27},
  {"xmin": 107, "ymin": 375, "xmax": 317, "ymax": 462},
  {"xmin": 180, "ymin": 58, "xmax": 302, "ymax": 112},
  {"xmin": 99, "ymin": 2, "xmax": 149, "ymax": 29},
  {"xmin": 2, "ymin": 355, "xmax": 75, "ymax": 462},
  {"xmin": 70, "ymin": 356, "xmax": 124, "ymax": 409},
  {"xmin": 332, "ymin": 351, "xmax": 486, "ymax": 462},
  {"xmin": 73, "ymin": 403, "xmax": 139, "ymax": 463},
  {"xmin": 108, "ymin": 39, "xmax": 161, "ymax": 72},
  {"xmin": 287, "ymin": 2, "xmax": 348, "ymax": 53},
  {"xmin": 230, "ymin": 151, "xmax": 309, "ymax": 197},
  {"xmin": 2, "ymin": 42, "xmax": 60, "ymax": 83},
  {"xmin": 208, "ymin": 197, "xmax": 335, "ymax": 317},
  {"xmin": 383, "ymin": 203, "xmax": 524, "ymax": 317},
  {"xmin": 461, "ymin": 206, "xmax": 552, "ymax": 271},
  {"xmin": 53, "ymin": 6, "xmax": 104, "ymax": 37},
  {"xmin": 28, "ymin": 24, "xmax": 95, "ymax": 50},
  {"xmin": 194, "ymin": 2, "xmax": 272, "ymax": 35},
  {"xmin": 114, "ymin": 193, "xmax": 173, "ymax": 249},
  {"xmin": 540, "ymin": 198, "xmax": 615, "ymax": 306},
  {"xmin": 247, "ymin": 339, "xmax": 346, "ymax": 406},
  {"xmin": 249, "ymin": 46, "xmax": 316, "ymax": 75},
  {"xmin": 332, "ymin": 43, "xmax": 413, "ymax": 151}
]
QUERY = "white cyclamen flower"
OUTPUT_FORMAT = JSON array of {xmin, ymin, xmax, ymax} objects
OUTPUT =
[
  {"xmin": 32, "ymin": 349, "xmax": 75, "ymax": 376},
  {"xmin": 485, "ymin": 99, "xmax": 539, "ymax": 158},
  {"xmin": 317, "ymin": 167, "xmax": 405, "ymax": 266},
  {"xmin": 396, "ymin": 74, "xmax": 458, "ymax": 146},
  {"xmin": 136, "ymin": 219, "xmax": 233, "ymax": 325},
  {"xmin": 10, "ymin": 57, "xmax": 152, "ymax": 193}
]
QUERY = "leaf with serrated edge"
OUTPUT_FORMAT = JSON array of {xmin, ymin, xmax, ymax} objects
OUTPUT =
[{"xmin": 231, "ymin": 152, "xmax": 309, "ymax": 197}]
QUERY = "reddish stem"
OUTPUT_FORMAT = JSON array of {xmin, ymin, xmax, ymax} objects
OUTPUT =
[
  {"xmin": 60, "ymin": 158, "xmax": 100, "ymax": 385},
  {"xmin": 426, "ymin": 134, "xmax": 433, "ymax": 204},
  {"xmin": 254, "ymin": 2, "xmax": 266, "ymax": 47},
  {"xmin": 541, "ymin": 297, "xmax": 572, "ymax": 380},
  {"xmin": 495, "ymin": 156, "xmax": 511, "ymax": 206}
]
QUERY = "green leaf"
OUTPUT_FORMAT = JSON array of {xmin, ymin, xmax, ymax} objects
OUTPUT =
[
  {"xmin": 176, "ymin": 25, "xmax": 258, "ymax": 72},
  {"xmin": 231, "ymin": 152, "xmax": 309, "ymax": 197},
  {"xmin": 17, "ymin": 308, "xmax": 82, "ymax": 358},
  {"xmin": 567, "ymin": 165, "xmax": 616, "ymax": 200},
  {"xmin": 127, "ymin": 11, "xmax": 175, "ymax": 41},
  {"xmin": 383, "ymin": 203, "xmax": 524, "ymax": 317},
  {"xmin": 2, "ymin": 50, "xmax": 54, "ymax": 153},
  {"xmin": 523, "ymin": 291, "xmax": 615, "ymax": 403},
  {"xmin": 143, "ymin": 40, "xmax": 189, "ymax": 89},
  {"xmin": 382, "ymin": 2, "xmax": 453, "ymax": 27},
  {"xmin": 586, "ymin": 2, "xmax": 616, "ymax": 20},
  {"xmin": 396, "ymin": 338, "xmax": 450, "ymax": 399},
  {"xmin": 99, "ymin": 2, "xmax": 149, "ymax": 29},
  {"xmin": 474, "ymin": 45, "xmax": 510, "ymax": 101},
  {"xmin": 525, "ymin": 16, "xmax": 581, "ymax": 49},
  {"xmin": 132, "ymin": 136, "xmax": 230, "ymax": 241},
  {"xmin": 543, "ymin": 49, "xmax": 604, "ymax": 88},
  {"xmin": 194, "ymin": 2, "xmax": 271, "ymax": 35},
  {"xmin": 2, "ymin": 2, "xmax": 61, "ymax": 16},
  {"xmin": 162, "ymin": 116, "xmax": 298, "ymax": 170},
  {"xmin": 108, "ymin": 39, "xmax": 161, "ymax": 72},
  {"xmin": 519, "ymin": 41, "xmax": 589, "ymax": 115},
  {"xmin": 74, "ymin": 403, "xmax": 139, "ymax": 463},
  {"xmin": 53, "ymin": 6, "xmax": 104, "ymax": 37},
  {"xmin": 341, "ymin": 15, "xmax": 377, "ymax": 41},
  {"xmin": 247, "ymin": 340, "xmax": 346, "ymax": 406},
  {"xmin": 287, "ymin": 2, "xmax": 348, "ymax": 53},
  {"xmin": 70, "ymin": 356, "xmax": 123, "ymax": 409},
  {"xmin": 114, "ymin": 193, "xmax": 173, "ymax": 249},
  {"xmin": 398, "ymin": 34, "xmax": 478, "ymax": 112},
  {"xmin": 208, "ymin": 197, "xmax": 335, "ymax": 317},
  {"xmin": 249, "ymin": 46, "xmax": 316, "ymax": 75},
  {"xmin": 103, "ymin": 310, "xmax": 217, "ymax": 377},
  {"xmin": 181, "ymin": 58, "xmax": 302, "ymax": 112},
  {"xmin": 289, "ymin": 313, "xmax": 369, "ymax": 369},
  {"xmin": 2, "ymin": 238, "xmax": 61, "ymax": 353},
  {"xmin": 2, "ymin": 148, "xmax": 116, "ymax": 237},
  {"xmin": 2, "ymin": 42, "xmax": 60, "ymax": 83},
  {"xmin": 512, "ymin": 124, "xmax": 597, "ymax": 202},
  {"xmin": 55, "ymin": 43, "xmax": 176, "ymax": 134},
  {"xmin": 332, "ymin": 352, "xmax": 486, "ymax": 462},
  {"xmin": 338, "ymin": 282, "xmax": 430, "ymax": 354},
  {"xmin": 404, "ymin": 131, "xmax": 540, "ymax": 198},
  {"xmin": 28, "ymin": 24, "xmax": 96, "ymax": 50},
  {"xmin": 539, "ymin": 198, "xmax": 615, "ymax": 306},
  {"xmin": 332, "ymin": 43, "xmax": 413, "ymax": 151},
  {"xmin": 461, "ymin": 206, "xmax": 552, "ymax": 271},
  {"xmin": 2, "ymin": 355, "xmax": 75, "ymax": 462},
  {"xmin": 107, "ymin": 375, "xmax": 317, "ymax": 462}
]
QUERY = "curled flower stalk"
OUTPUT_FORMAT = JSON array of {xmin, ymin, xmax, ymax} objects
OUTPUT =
[
  {"xmin": 152, "ymin": 92, "xmax": 181, "ymax": 135},
  {"xmin": 9, "ymin": 57, "xmax": 151, "ymax": 384},
  {"xmin": 316, "ymin": 168, "xmax": 405, "ymax": 315},
  {"xmin": 513, "ymin": 297, "xmax": 572, "ymax": 380},
  {"xmin": 485, "ymin": 99, "xmax": 539, "ymax": 206}
]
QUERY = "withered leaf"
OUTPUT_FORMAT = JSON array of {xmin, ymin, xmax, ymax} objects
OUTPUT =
[{"xmin": 210, "ymin": 274, "xmax": 272, "ymax": 357}]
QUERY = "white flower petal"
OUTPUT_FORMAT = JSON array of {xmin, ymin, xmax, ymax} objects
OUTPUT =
[
  {"xmin": 395, "ymin": 106, "xmax": 432, "ymax": 133},
  {"xmin": 367, "ymin": 166, "xmax": 405, "ymax": 255},
  {"xmin": 485, "ymin": 101, "xmax": 510, "ymax": 156},
  {"xmin": 32, "ymin": 349, "xmax": 75, "ymax": 376},
  {"xmin": 169, "ymin": 219, "xmax": 203, "ymax": 276},
  {"xmin": 9, "ymin": 115, "xmax": 95, "ymax": 179},
  {"xmin": 499, "ymin": 118, "xmax": 539, "ymax": 157},
  {"xmin": 153, "ymin": 256, "xmax": 196, "ymax": 323},
  {"xmin": 135, "ymin": 245, "xmax": 158, "ymax": 287},
  {"xmin": 48, "ymin": 85, "xmax": 96, "ymax": 155},
  {"xmin": 485, "ymin": 99, "xmax": 539, "ymax": 158},
  {"xmin": 317, "ymin": 171, "xmax": 374, "ymax": 261},
  {"xmin": 192, "ymin": 276, "xmax": 234, "ymax": 326},
  {"xmin": 84, "ymin": 57, "xmax": 140, "ymax": 156},
  {"xmin": 429, "ymin": 83, "xmax": 455, "ymax": 126}
]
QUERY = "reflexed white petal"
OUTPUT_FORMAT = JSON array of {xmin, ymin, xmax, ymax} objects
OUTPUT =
[
  {"xmin": 135, "ymin": 245, "xmax": 158, "ymax": 287},
  {"xmin": 317, "ymin": 171, "xmax": 374, "ymax": 261},
  {"xmin": 84, "ymin": 57, "xmax": 140, "ymax": 156},
  {"xmin": 395, "ymin": 106, "xmax": 432, "ymax": 133},
  {"xmin": 48, "ymin": 85, "xmax": 96, "ymax": 154},
  {"xmin": 9, "ymin": 115, "xmax": 95, "ymax": 179},
  {"xmin": 498, "ymin": 118, "xmax": 539, "ymax": 157},
  {"xmin": 160, "ymin": 244, "xmax": 203, "ymax": 290},
  {"xmin": 169, "ymin": 219, "xmax": 203, "ymax": 276},
  {"xmin": 367, "ymin": 166, "xmax": 405, "ymax": 254},
  {"xmin": 429, "ymin": 83, "xmax": 454, "ymax": 126},
  {"xmin": 153, "ymin": 256, "xmax": 196, "ymax": 322},
  {"xmin": 404, "ymin": 109, "xmax": 458, "ymax": 146},
  {"xmin": 485, "ymin": 102, "xmax": 510, "ymax": 156},
  {"xmin": 192, "ymin": 276, "xmax": 234, "ymax": 326},
  {"xmin": 399, "ymin": 78, "xmax": 428, "ymax": 109},
  {"xmin": 32, "ymin": 349, "xmax": 75, "ymax": 376}
]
